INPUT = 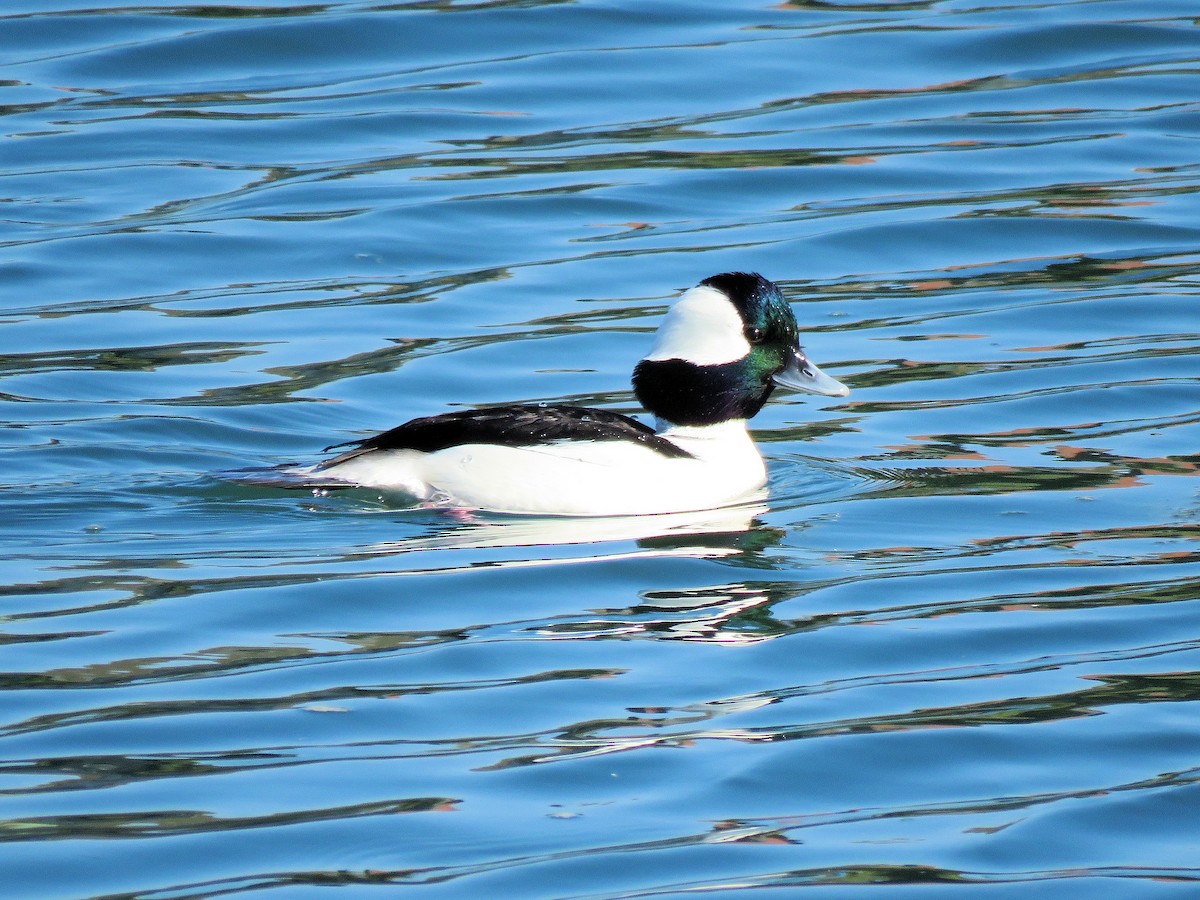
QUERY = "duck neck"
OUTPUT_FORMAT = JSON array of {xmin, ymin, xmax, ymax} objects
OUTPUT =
[
  {"xmin": 654, "ymin": 417, "xmax": 752, "ymax": 439},
  {"xmin": 632, "ymin": 358, "xmax": 772, "ymax": 428}
]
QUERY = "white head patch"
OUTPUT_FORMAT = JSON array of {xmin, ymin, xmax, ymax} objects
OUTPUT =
[{"xmin": 643, "ymin": 284, "xmax": 751, "ymax": 365}]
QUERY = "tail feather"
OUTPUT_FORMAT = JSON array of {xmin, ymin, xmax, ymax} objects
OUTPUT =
[{"xmin": 221, "ymin": 464, "xmax": 354, "ymax": 491}]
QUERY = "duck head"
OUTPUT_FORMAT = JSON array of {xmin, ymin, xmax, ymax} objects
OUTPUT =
[{"xmin": 632, "ymin": 272, "xmax": 848, "ymax": 428}]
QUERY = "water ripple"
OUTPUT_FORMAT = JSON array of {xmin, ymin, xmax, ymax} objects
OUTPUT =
[{"xmin": 3, "ymin": 1, "xmax": 1200, "ymax": 897}]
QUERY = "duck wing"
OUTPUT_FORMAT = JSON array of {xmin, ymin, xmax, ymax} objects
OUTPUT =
[{"xmin": 319, "ymin": 404, "xmax": 692, "ymax": 468}]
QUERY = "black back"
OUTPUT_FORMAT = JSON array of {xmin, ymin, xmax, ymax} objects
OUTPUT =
[{"xmin": 320, "ymin": 403, "xmax": 693, "ymax": 467}]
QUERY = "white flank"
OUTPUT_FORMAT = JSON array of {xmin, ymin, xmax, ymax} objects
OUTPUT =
[
  {"xmin": 643, "ymin": 284, "xmax": 751, "ymax": 365},
  {"xmin": 316, "ymin": 424, "xmax": 767, "ymax": 516}
]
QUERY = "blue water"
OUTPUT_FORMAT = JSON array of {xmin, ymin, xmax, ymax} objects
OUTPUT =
[{"xmin": 3, "ymin": 1, "xmax": 1200, "ymax": 897}]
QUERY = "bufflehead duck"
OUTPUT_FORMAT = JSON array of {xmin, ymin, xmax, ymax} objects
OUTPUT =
[{"xmin": 304, "ymin": 272, "xmax": 848, "ymax": 516}]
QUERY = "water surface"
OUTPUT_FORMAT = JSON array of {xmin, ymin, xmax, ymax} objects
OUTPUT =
[{"xmin": 3, "ymin": 1, "xmax": 1200, "ymax": 897}]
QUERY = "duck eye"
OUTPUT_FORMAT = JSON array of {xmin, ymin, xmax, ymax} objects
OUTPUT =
[{"xmin": 744, "ymin": 325, "xmax": 765, "ymax": 344}]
